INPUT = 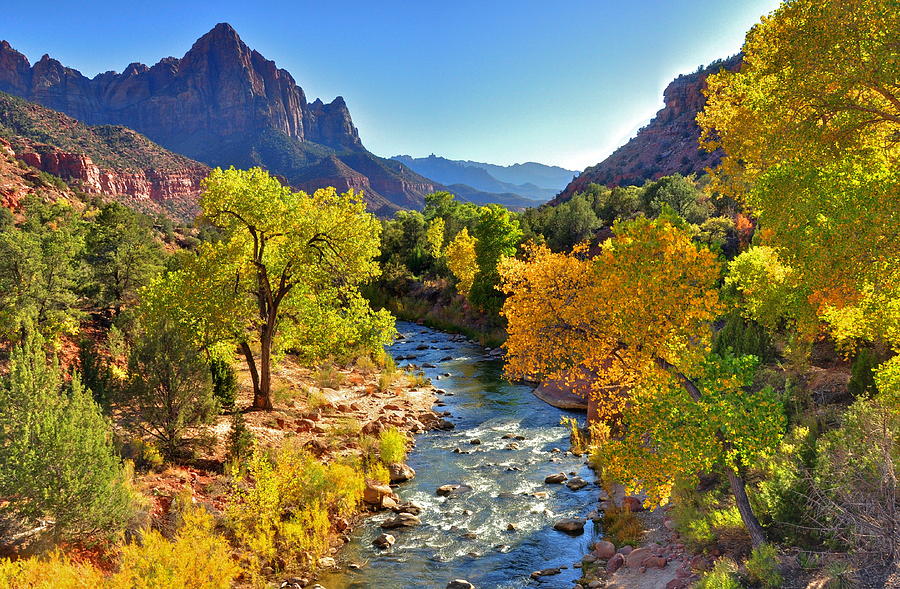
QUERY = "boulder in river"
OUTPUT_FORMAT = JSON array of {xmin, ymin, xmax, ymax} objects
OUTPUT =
[
  {"xmin": 436, "ymin": 483, "xmax": 472, "ymax": 497},
  {"xmin": 553, "ymin": 517, "xmax": 586, "ymax": 535},
  {"xmin": 363, "ymin": 480, "xmax": 396, "ymax": 508},
  {"xmin": 436, "ymin": 419, "xmax": 456, "ymax": 431},
  {"xmin": 566, "ymin": 476, "xmax": 588, "ymax": 490},
  {"xmin": 447, "ymin": 581, "xmax": 475, "ymax": 589},
  {"xmin": 373, "ymin": 533, "xmax": 395, "ymax": 548},
  {"xmin": 392, "ymin": 501, "xmax": 423, "ymax": 515},
  {"xmin": 388, "ymin": 462, "xmax": 416, "ymax": 483},
  {"xmin": 380, "ymin": 513, "xmax": 421, "ymax": 529},
  {"xmin": 544, "ymin": 472, "xmax": 568, "ymax": 484}
]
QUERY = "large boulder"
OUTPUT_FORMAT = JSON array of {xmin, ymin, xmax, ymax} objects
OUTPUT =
[
  {"xmin": 380, "ymin": 512, "xmax": 421, "ymax": 529},
  {"xmin": 592, "ymin": 540, "xmax": 616, "ymax": 559},
  {"xmin": 388, "ymin": 462, "xmax": 416, "ymax": 483},
  {"xmin": 625, "ymin": 547, "xmax": 652, "ymax": 568},
  {"xmin": 553, "ymin": 518, "xmax": 586, "ymax": 535},
  {"xmin": 363, "ymin": 480, "xmax": 396, "ymax": 508}
]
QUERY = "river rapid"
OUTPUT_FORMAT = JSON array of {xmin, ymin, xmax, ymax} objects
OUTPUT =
[{"xmin": 319, "ymin": 321, "xmax": 598, "ymax": 589}]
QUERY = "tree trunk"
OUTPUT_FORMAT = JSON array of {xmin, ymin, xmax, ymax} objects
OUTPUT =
[
  {"xmin": 660, "ymin": 358, "xmax": 769, "ymax": 547},
  {"xmin": 727, "ymin": 466, "xmax": 767, "ymax": 548},
  {"xmin": 254, "ymin": 327, "xmax": 274, "ymax": 410},
  {"xmin": 240, "ymin": 341, "xmax": 269, "ymax": 410}
]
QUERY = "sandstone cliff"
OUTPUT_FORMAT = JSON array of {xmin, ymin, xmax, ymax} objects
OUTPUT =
[
  {"xmin": 0, "ymin": 91, "xmax": 209, "ymax": 221},
  {"xmin": 0, "ymin": 24, "xmax": 438, "ymax": 213},
  {"xmin": 554, "ymin": 55, "xmax": 741, "ymax": 204}
]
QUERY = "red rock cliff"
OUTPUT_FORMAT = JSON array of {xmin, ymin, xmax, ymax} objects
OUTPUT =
[{"xmin": 554, "ymin": 55, "xmax": 741, "ymax": 204}]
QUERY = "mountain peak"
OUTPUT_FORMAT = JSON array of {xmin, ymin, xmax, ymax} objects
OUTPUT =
[{"xmin": 204, "ymin": 22, "xmax": 241, "ymax": 41}]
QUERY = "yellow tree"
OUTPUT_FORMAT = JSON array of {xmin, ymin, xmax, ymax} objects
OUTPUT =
[
  {"xmin": 500, "ymin": 218, "xmax": 785, "ymax": 546},
  {"xmin": 444, "ymin": 227, "xmax": 478, "ymax": 298},
  {"xmin": 699, "ymin": 0, "xmax": 900, "ymax": 389}
]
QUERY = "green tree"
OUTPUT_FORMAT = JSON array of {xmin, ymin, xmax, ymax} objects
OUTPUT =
[
  {"xmin": 0, "ymin": 331, "xmax": 134, "ymax": 542},
  {"xmin": 470, "ymin": 205, "xmax": 523, "ymax": 313},
  {"xmin": 125, "ymin": 318, "xmax": 217, "ymax": 460},
  {"xmin": 0, "ymin": 198, "xmax": 84, "ymax": 343},
  {"xmin": 84, "ymin": 202, "xmax": 164, "ymax": 316},
  {"xmin": 155, "ymin": 167, "xmax": 393, "ymax": 410}
]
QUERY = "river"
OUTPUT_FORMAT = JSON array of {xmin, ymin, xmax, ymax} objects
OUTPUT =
[{"xmin": 319, "ymin": 321, "xmax": 598, "ymax": 589}]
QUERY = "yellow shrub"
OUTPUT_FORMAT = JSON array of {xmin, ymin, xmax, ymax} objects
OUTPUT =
[
  {"xmin": 0, "ymin": 551, "xmax": 105, "ymax": 589},
  {"xmin": 228, "ymin": 442, "xmax": 365, "ymax": 578},
  {"xmin": 379, "ymin": 426, "xmax": 408, "ymax": 464},
  {"xmin": 0, "ymin": 508, "xmax": 238, "ymax": 589},
  {"xmin": 111, "ymin": 507, "xmax": 240, "ymax": 589}
]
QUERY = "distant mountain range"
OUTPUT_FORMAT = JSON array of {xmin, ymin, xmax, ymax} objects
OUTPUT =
[
  {"xmin": 0, "ymin": 24, "xmax": 438, "ymax": 215},
  {"xmin": 392, "ymin": 154, "xmax": 576, "ymax": 204},
  {"xmin": 553, "ymin": 55, "xmax": 742, "ymax": 204}
]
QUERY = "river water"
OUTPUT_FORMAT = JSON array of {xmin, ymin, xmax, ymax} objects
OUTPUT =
[{"xmin": 319, "ymin": 321, "xmax": 599, "ymax": 589}]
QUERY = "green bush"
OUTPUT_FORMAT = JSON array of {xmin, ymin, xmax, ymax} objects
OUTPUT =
[
  {"xmin": 210, "ymin": 357, "xmax": 237, "ymax": 410},
  {"xmin": 695, "ymin": 558, "xmax": 741, "ymax": 589},
  {"xmin": 125, "ymin": 319, "xmax": 217, "ymax": 460},
  {"xmin": 713, "ymin": 312, "xmax": 776, "ymax": 363},
  {"xmin": 848, "ymin": 347, "xmax": 879, "ymax": 398},
  {"xmin": 746, "ymin": 544, "xmax": 783, "ymax": 588},
  {"xmin": 226, "ymin": 410, "xmax": 255, "ymax": 467},
  {"xmin": 379, "ymin": 426, "xmax": 409, "ymax": 464},
  {"xmin": 0, "ymin": 332, "xmax": 136, "ymax": 543}
]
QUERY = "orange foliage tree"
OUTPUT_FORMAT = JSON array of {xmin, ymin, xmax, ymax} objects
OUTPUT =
[{"xmin": 499, "ymin": 217, "xmax": 785, "ymax": 546}]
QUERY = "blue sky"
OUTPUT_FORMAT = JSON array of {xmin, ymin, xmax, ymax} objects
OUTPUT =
[{"xmin": 3, "ymin": 0, "xmax": 780, "ymax": 170}]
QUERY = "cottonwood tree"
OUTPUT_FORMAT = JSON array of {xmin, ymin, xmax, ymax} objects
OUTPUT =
[
  {"xmin": 499, "ymin": 218, "xmax": 785, "ymax": 546},
  {"xmin": 699, "ymin": 0, "xmax": 900, "ymax": 383},
  {"xmin": 143, "ymin": 167, "xmax": 393, "ymax": 410},
  {"xmin": 470, "ymin": 205, "xmax": 522, "ymax": 313},
  {"xmin": 444, "ymin": 227, "xmax": 478, "ymax": 298}
]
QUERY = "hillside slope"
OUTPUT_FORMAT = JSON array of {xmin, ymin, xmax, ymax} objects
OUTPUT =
[
  {"xmin": 554, "ymin": 55, "xmax": 741, "ymax": 203},
  {"xmin": 0, "ymin": 91, "xmax": 208, "ymax": 220}
]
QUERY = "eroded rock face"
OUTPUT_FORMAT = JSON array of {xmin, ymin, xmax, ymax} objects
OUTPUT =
[
  {"xmin": 553, "ymin": 55, "xmax": 742, "ymax": 203},
  {"xmin": 16, "ymin": 149, "xmax": 206, "ymax": 218}
]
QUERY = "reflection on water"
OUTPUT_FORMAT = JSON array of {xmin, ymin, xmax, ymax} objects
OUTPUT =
[{"xmin": 318, "ymin": 322, "xmax": 598, "ymax": 589}]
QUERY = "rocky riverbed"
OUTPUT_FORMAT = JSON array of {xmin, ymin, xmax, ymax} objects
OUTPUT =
[{"xmin": 317, "ymin": 322, "xmax": 603, "ymax": 588}]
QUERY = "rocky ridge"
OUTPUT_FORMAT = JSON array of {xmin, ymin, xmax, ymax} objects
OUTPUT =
[
  {"xmin": 554, "ymin": 55, "xmax": 741, "ymax": 204},
  {"xmin": 0, "ymin": 91, "xmax": 208, "ymax": 220}
]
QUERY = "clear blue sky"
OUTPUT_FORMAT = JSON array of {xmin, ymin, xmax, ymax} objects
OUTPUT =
[{"xmin": 3, "ymin": 0, "xmax": 780, "ymax": 170}]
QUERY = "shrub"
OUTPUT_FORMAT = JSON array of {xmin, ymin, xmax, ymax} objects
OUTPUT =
[
  {"xmin": 847, "ymin": 347, "xmax": 879, "ymax": 398},
  {"xmin": 227, "ymin": 442, "xmax": 365, "ymax": 577},
  {"xmin": 712, "ymin": 312, "xmax": 775, "ymax": 363},
  {"xmin": 379, "ymin": 426, "xmax": 409, "ymax": 464},
  {"xmin": 121, "ymin": 437, "xmax": 164, "ymax": 472},
  {"xmin": 695, "ymin": 558, "xmax": 741, "ymax": 589},
  {"xmin": 0, "ymin": 551, "xmax": 106, "ymax": 588},
  {"xmin": 811, "ymin": 396, "xmax": 898, "ymax": 558},
  {"xmin": 314, "ymin": 365, "xmax": 345, "ymax": 389},
  {"xmin": 602, "ymin": 504, "xmax": 644, "ymax": 547},
  {"xmin": 125, "ymin": 319, "xmax": 217, "ymax": 460},
  {"xmin": 209, "ymin": 357, "xmax": 237, "ymax": 411},
  {"xmin": 112, "ymin": 506, "xmax": 240, "ymax": 588},
  {"xmin": 226, "ymin": 411, "xmax": 255, "ymax": 467},
  {"xmin": 0, "ymin": 332, "xmax": 136, "ymax": 543},
  {"xmin": 746, "ymin": 544, "xmax": 783, "ymax": 588},
  {"xmin": 79, "ymin": 339, "xmax": 115, "ymax": 411}
]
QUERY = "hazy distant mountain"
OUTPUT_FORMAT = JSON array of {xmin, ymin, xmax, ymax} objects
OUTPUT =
[
  {"xmin": 392, "ymin": 154, "xmax": 575, "ymax": 203},
  {"xmin": 0, "ymin": 24, "xmax": 439, "ymax": 215},
  {"xmin": 444, "ymin": 184, "xmax": 542, "ymax": 210}
]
